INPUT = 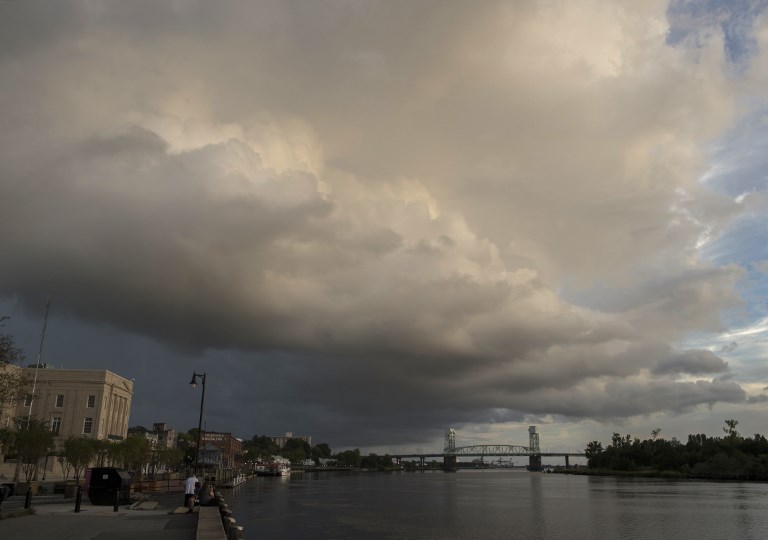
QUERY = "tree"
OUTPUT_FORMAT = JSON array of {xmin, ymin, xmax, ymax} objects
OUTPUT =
[
  {"xmin": 0, "ymin": 427, "xmax": 15, "ymax": 458},
  {"xmin": 281, "ymin": 438, "xmax": 311, "ymax": 464},
  {"xmin": 114, "ymin": 434, "xmax": 153, "ymax": 477},
  {"xmin": 312, "ymin": 443, "xmax": 332, "ymax": 460},
  {"xmin": 0, "ymin": 316, "xmax": 24, "ymax": 364},
  {"xmin": 723, "ymin": 419, "xmax": 740, "ymax": 439},
  {"xmin": 155, "ymin": 446, "xmax": 184, "ymax": 472},
  {"xmin": 92, "ymin": 439, "xmax": 112, "ymax": 467},
  {"xmin": 243, "ymin": 435, "xmax": 281, "ymax": 462},
  {"xmin": 0, "ymin": 317, "xmax": 25, "ymax": 408},
  {"xmin": 584, "ymin": 441, "xmax": 603, "ymax": 467},
  {"xmin": 335, "ymin": 448, "xmax": 362, "ymax": 467},
  {"xmin": 63, "ymin": 436, "xmax": 97, "ymax": 480},
  {"xmin": 13, "ymin": 417, "xmax": 54, "ymax": 484},
  {"xmin": 56, "ymin": 454, "xmax": 73, "ymax": 480}
]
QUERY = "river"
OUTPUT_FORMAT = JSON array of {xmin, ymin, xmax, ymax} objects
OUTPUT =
[{"xmin": 223, "ymin": 469, "xmax": 768, "ymax": 539}]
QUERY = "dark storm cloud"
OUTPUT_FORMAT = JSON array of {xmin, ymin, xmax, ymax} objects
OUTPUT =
[{"xmin": 1, "ymin": 0, "xmax": 765, "ymax": 449}]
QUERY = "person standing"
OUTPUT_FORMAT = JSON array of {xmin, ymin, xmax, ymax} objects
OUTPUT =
[
  {"xmin": 184, "ymin": 472, "xmax": 199, "ymax": 513},
  {"xmin": 0, "ymin": 484, "xmax": 11, "ymax": 511}
]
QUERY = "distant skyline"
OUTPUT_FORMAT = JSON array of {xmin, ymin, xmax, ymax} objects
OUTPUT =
[{"xmin": 2, "ymin": 0, "xmax": 768, "ymax": 454}]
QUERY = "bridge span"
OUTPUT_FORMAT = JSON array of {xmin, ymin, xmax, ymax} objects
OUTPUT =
[{"xmin": 391, "ymin": 426, "xmax": 585, "ymax": 471}]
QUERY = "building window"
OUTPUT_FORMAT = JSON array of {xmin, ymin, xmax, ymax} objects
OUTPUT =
[
  {"xmin": 56, "ymin": 394, "xmax": 64, "ymax": 408},
  {"xmin": 24, "ymin": 395, "xmax": 33, "ymax": 407},
  {"xmin": 87, "ymin": 395, "xmax": 95, "ymax": 408},
  {"xmin": 51, "ymin": 416, "xmax": 61, "ymax": 434},
  {"xmin": 83, "ymin": 417, "xmax": 93, "ymax": 435}
]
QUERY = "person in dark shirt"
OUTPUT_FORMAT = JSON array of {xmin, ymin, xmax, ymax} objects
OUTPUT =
[
  {"xmin": 197, "ymin": 480, "xmax": 217, "ymax": 506},
  {"xmin": 0, "ymin": 484, "xmax": 11, "ymax": 510}
]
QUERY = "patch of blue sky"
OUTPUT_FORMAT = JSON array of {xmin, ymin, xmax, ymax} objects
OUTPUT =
[
  {"xmin": 667, "ymin": 0, "xmax": 768, "ymax": 66},
  {"xmin": 701, "ymin": 111, "xmax": 768, "ymax": 198},
  {"xmin": 696, "ymin": 113, "xmax": 768, "ymax": 342},
  {"xmin": 669, "ymin": 0, "xmax": 768, "ymax": 371}
]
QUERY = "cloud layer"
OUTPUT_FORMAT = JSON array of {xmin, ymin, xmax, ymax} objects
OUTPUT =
[{"xmin": 1, "ymin": 1, "xmax": 766, "ymax": 447}]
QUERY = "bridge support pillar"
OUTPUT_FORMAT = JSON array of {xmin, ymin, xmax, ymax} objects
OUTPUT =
[
  {"xmin": 565, "ymin": 455, "xmax": 569, "ymax": 468},
  {"xmin": 528, "ymin": 455, "xmax": 542, "ymax": 472},
  {"xmin": 419, "ymin": 456, "xmax": 425, "ymax": 471},
  {"xmin": 443, "ymin": 455, "xmax": 458, "ymax": 472}
]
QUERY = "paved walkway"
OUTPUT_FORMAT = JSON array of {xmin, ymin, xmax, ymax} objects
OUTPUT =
[{"xmin": 0, "ymin": 492, "xmax": 198, "ymax": 540}]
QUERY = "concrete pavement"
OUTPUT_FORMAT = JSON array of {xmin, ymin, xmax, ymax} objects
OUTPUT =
[{"xmin": 0, "ymin": 492, "xmax": 198, "ymax": 540}]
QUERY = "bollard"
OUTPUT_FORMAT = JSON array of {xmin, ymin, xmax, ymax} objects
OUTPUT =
[
  {"xmin": 75, "ymin": 486, "xmax": 83, "ymax": 513},
  {"xmin": 113, "ymin": 489, "xmax": 120, "ymax": 512},
  {"xmin": 24, "ymin": 488, "xmax": 32, "ymax": 509},
  {"xmin": 225, "ymin": 517, "xmax": 236, "ymax": 539},
  {"xmin": 227, "ymin": 522, "xmax": 241, "ymax": 540},
  {"xmin": 229, "ymin": 525, "xmax": 244, "ymax": 540}
]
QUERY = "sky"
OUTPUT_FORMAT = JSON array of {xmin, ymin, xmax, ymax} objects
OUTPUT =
[{"xmin": 1, "ymin": 0, "xmax": 768, "ymax": 456}]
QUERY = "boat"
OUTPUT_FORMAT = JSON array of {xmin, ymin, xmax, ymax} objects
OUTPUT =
[
  {"xmin": 255, "ymin": 458, "xmax": 291, "ymax": 477},
  {"xmin": 221, "ymin": 473, "xmax": 247, "ymax": 488}
]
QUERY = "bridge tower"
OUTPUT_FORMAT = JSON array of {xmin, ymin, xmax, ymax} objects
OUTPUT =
[
  {"xmin": 443, "ymin": 428, "xmax": 458, "ymax": 472},
  {"xmin": 528, "ymin": 426, "xmax": 542, "ymax": 471},
  {"xmin": 444, "ymin": 428, "xmax": 456, "ymax": 453}
]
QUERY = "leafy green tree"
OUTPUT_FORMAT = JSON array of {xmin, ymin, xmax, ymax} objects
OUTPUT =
[
  {"xmin": 0, "ymin": 317, "xmax": 25, "ymax": 409},
  {"xmin": 334, "ymin": 448, "xmax": 362, "ymax": 467},
  {"xmin": 723, "ymin": 419, "xmax": 740, "ymax": 439},
  {"xmin": 63, "ymin": 436, "xmax": 97, "ymax": 480},
  {"xmin": 243, "ymin": 435, "xmax": 281, "ymax": 462},
  {"xmin": 584, "ymin": 441, "xmax": 603, "ymax": 467},
  {"xmin": 57, "ymin": 453, "xmax": 73, "ymax": 480},
  {"xmin": 156, "ymin": 446, "xmax": 184, "ymax": 472},
  {"xmin": 13, "ymin": 417, "xmax": 54, "ymax": 484},
  {"xmin": 311, "ymin": 443, "xmax": 332, "ymax": 459},
  {"xmin": 114, "ymin": 434, "xmax": 153, "ymax": 477},
  {"xmin": 92, "ymin": 439, "xmax": 113, "ymax": 467},
  {"xmin": 0, "ymin": 317, "xmax": 24, "ymax": 364},
  {"xmin": 360, "ymin": 453, "xmax": 394, "ymax": 470},
  {"xmin": 0, "ymin": 427, "xmax": 14, "ymax": 457},
  {"xmin": 281, "ymin": 438, "xmax": 311, "ymax": 463}
]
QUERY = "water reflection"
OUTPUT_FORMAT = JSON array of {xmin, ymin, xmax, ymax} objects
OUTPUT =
[{"xmin": 226, "ymin": 471, "xmax": 768, "ymax": 539}]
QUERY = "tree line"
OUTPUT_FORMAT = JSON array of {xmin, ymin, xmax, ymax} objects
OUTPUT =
[
  {"xmin": 242, "ymin": 434, "xmax": 396, "ymax": 470},
  {"xmin": 584, "ymin": 420, "xmax": 768, "ymax": 479},
  {"xmin": 1, "ymin": 419, "xmax": 184, "ymax": 485}
]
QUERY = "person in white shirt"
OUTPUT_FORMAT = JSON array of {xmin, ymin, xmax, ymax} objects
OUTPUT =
[{"xmin": 184, "ymin": 472, "xmax": 199, "ymax": 513}]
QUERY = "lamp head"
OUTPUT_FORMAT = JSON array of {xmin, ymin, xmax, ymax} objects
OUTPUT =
[{"xmin": 189, "ymin": 373, "xmax": 198, "ymax": 387}]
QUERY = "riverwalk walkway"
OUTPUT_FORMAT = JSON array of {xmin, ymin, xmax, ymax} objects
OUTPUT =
[{"xmin": 0, "ymin": 491, "xmax": 202, "ymax": 540}]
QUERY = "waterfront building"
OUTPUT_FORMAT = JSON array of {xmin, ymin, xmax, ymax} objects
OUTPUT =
[
  {"xmin": 14, "ymin": 364, "xmax": 133, "ymax": 442},
  {"xmin": 200, "ymin": 431, "xmax": 244, "ymax": 468},
  {"xmin": 152, "ymin": 422, "xmax": 178, "ymax": 448},
  {"xmin": 269, "ymin": 431, "xmax": 312, "ymax": 448}
]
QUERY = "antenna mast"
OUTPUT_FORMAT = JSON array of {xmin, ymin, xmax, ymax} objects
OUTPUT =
[{"xmin": 27, "ymin": 296, "xmax": 51, "ymax": 420}]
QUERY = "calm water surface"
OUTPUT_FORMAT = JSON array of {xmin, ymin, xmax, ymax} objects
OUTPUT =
[{"xmin": 224, "ymin": 470, "xmax": 768, "ymax": 539}]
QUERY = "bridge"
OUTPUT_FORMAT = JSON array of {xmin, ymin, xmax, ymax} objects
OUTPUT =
[{"xmin": 391, "ymin": 426, "xmax": 585, "ymax": 471}]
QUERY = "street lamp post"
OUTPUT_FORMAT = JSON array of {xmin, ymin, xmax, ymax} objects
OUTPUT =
[{"xmin": 189, "ymin": 372, "xmax": 207, "ymax": 475}]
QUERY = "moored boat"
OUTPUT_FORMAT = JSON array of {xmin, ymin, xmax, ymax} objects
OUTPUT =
[{"xmin": 255, "ymin": 458, "xmax": 291, "ymax": 476}]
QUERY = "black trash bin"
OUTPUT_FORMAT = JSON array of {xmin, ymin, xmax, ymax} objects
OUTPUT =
[{"xmin": 87, "ymin": 467, "xmax": 132, "ymax": 506}]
